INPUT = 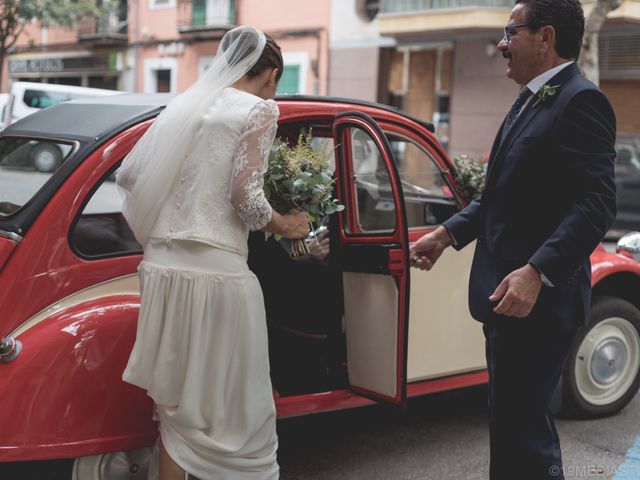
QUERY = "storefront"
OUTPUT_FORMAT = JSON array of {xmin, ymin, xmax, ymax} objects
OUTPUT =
[{"xmin": 7, "ymin": 50, "xmax": 127, "ymax": 90}]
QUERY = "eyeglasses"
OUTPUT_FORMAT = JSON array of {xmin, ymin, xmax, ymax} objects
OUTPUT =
[{"xmin": 503, "ymin": 23, "xmax": 531, "ymax": 44}]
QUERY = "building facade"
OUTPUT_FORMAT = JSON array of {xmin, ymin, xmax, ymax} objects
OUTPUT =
[
  {"xmin": 1, "ymin": 0, "xmax": 331, "ymax": 97},
  {"xmin": 328, "ymin": 0, "xmax": 392, "ymax": 102},
  {"xmin": 376, "ymin": 0, "xmax": 640, "ymax": 159},
  {"xmin": 2, "ymin": 0, "xmax": 639, "ymax": 159}
]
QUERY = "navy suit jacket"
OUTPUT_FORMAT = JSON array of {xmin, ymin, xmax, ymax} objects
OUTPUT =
[{"xmin": 443, "ymin": 62, "xmax": 617, "ymax": 330}]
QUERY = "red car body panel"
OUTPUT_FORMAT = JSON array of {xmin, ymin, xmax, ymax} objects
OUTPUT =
[{"xmin": 0, "ymin": 98, "xmax": 637, "ymax": 462}]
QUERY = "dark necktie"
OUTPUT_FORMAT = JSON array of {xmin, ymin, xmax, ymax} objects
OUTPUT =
[{"xmin": 501, "ymin": 87, "xmax": 532, "ymax": 141}]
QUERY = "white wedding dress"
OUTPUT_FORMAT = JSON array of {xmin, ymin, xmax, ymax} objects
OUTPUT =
[{"xmin": 121, "ymin": 87, "xmax": 280, "ymax": 480}]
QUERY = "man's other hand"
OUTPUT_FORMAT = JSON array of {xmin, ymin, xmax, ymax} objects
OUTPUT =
[{"xmin": 490, "ymin": 264, "xmax": 543, "ymax": 318}]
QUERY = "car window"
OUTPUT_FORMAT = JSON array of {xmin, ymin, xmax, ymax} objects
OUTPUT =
[
  {"xmin": 350, "ymin": 128, "xmax": 396, "ymax": 233},
  {"xmin": 23, "ymin": 89, "xmax": 73, "ymax": 109},
  {"xmin": 0, "ymin": 137, "xmax": 74, "ymax": 217},
  {"xmin": 70, "ymin": 166, "xmax": 142, "ymax": 258},
  {"xmin": 386, "ymin": 132, "xmax": 458, "ymax": 228}
]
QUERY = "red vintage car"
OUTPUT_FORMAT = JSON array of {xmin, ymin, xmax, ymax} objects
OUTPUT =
[{"xmin": 1, "ymin": 94, "xmax": 639, "ymax": 479}]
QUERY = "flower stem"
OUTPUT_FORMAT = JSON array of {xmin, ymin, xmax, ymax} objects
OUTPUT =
[{"xmin": 290, "ymin": 238, "xmax": 310, "ymax": 258}]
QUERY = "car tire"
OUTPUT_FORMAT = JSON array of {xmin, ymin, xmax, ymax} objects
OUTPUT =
[
  {"xmin": 31, "ymin": 143, "xmax": 63, "ymax": 173},
  {"xmin": 562, "ymin": 296, "xmax": 640, "ymax": 418},
  {"xmin": 72, "ymin": 447, "xmax": 154, "ymax": 480}
]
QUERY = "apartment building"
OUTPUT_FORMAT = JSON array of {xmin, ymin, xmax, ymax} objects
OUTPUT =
[
  {"xmin": 1, "ymin": 0, "xmax": 331, "ymax": 97},
  {"xmin": 376, "ymin": 0, "xmax": 640, "ymax": 158},
  {"xmin": 2, "ymin": 0, "xmax": 638, "ymax": 159}
]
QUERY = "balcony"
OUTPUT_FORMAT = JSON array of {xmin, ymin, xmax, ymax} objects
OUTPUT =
[
  {"xmin": 380, "ymin": 0, "xmax": 513, "ymax": 14},
  {"xmin": 378, "ymin": 0, "xmax": 512, "ymax": 36},
  {"xmin": 77, "ymin": 2, "xmax": 128, "ymax": 46},
  {"xmin": 178, "ymin": 0, "xmax": 236, "ymax": 36}
]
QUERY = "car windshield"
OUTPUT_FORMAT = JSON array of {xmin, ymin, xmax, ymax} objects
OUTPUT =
[{"xmin": 0, "ymin": 137, "xmax": 74, "ymax": 217}]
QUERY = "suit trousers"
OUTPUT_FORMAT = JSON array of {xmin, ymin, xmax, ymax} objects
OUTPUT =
[{"xmin": 483, "ymin": 322, "xmax": 578, "ymax": 480}]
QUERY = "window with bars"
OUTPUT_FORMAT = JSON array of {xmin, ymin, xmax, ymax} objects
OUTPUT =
[
  {"xmin": 600, "ymin": 34, "xmax": 640, "ymax": 80},
  {"xmin": 191, "ymin": 0, "xmax": 235, "ymax": 26},
  {"xmin": 379, "ymin": 0, "xmax": 512, "ymax": 14}
]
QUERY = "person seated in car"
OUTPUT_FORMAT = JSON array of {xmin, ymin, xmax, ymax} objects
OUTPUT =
[{"xmin": 247, "ymin": 227, "xmax": 342, "ymax": 336}]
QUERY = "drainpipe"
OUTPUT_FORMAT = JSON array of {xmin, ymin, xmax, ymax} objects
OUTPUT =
[{"xmin": 131, "ymin": 0, "xmax": 140, "ymax": 92}]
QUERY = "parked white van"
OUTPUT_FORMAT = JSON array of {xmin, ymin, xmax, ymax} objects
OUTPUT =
[
  {"xmin": 1, "ymin": 82, "xmax": 121, "ymax": 127},
  {"xmin": 1, "ymin": 82, "xmax": 122, "ymax": 171}
]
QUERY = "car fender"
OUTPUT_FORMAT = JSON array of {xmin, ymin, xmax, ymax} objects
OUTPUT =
[
  {"xmin": 591, "ymin": 245, "xmax": 640, "ymax": 286},
  {"xmin": 0, "ymin": 276, "xmax": 156, "ymax": 462}
]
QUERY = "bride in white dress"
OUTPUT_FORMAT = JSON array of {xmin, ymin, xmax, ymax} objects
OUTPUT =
[{"xmin": 116, "ymin": 26, "xmax": 309, "ymax": 480}]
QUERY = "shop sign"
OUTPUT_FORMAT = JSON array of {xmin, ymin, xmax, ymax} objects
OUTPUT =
[{"xmin": 9, "ymin": 55, "xmax": 116, "ymax": 74}]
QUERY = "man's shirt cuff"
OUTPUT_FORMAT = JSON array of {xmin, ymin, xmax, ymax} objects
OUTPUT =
[{"xmin": 529, "ymin": 262, "xmax": 554, "ymax": 287}]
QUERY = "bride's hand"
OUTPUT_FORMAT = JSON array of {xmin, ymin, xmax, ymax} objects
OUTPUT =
[
  {"xmin": 283, "ymin": 209, "xmax": 310, "ymax": 239},
  {"xmin": 264, "ymin": 209, "xmax": 310, "ymax": 239}
]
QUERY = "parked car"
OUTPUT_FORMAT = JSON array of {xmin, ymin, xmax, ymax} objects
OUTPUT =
[
  {"xmin": 1, "ymin": 82, "xmax": 122, "ymax": 127},
  {"xmin": 0, "ymin": 83, "xmax": 122, "ymax": 173},
  {"xmin": 612, "ymin": 133, "xmax": 640, "ymax": 234},
  {"xmin": 1, "ymin": 94, "xmax": 639, "ymax": 479}
]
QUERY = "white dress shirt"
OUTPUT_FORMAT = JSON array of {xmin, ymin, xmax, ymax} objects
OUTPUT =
[{"xmin": 521, "ymin": 61, "xmax": 574, "ymax": 113}]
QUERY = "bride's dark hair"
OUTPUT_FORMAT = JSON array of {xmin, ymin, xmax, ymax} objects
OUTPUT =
[{"xmin": 247, "ymin": 34, "xmax": 283, "ymax": 81}]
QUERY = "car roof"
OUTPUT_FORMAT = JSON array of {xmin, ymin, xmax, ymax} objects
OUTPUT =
[
  {"xmin": 2, "ymin": 93, "xmax": 174, "ymax": 140},
  {"xmin": 1, "ymin": 92, "xmax": 434, "ymax": 141}
]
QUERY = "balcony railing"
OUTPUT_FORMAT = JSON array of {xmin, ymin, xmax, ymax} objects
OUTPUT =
[
  {"xmin": 77, "ymin": 3, "xmax": 128, "ymax": 44},
  {"xmin": 178, "ymin": 0, "xmax": 236, "ymax": 34},
  {"xmin": 380, "ymin": 0, "xmax": 513, "ymax": 13}
]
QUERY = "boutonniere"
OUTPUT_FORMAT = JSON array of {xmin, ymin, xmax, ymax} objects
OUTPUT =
[{"xmin": 532, "ymin": 84, "xmax": 560, "ymax": 108}]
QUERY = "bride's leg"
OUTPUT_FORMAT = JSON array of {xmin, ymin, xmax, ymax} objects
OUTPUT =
[{"xmin": 159, "ymin": 437, "xmax": 186, "ymax": 480}]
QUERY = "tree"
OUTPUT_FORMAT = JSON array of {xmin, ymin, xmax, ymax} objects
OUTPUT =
[
  {"xmin": 0, "ymin": 0, "xmax": 105, "ymax": 87},
  {"xmin": 579, "ymin": 0, "xmax": 623, "ymax": 86}
]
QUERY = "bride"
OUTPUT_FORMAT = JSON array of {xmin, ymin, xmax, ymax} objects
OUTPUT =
[{"xmin": 116, "ymin": 26, "xmax": 309, "ymax": 480}]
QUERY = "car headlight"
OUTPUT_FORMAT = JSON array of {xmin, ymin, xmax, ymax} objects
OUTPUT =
[{"xmin": 616, "ymin": 231, "xmax": 640, "ymax": 261}]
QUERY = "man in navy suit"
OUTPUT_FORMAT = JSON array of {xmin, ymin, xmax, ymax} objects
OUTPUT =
[{"xmin": 410, "ymin": 1, "xmax": 616, "ymax": 478}]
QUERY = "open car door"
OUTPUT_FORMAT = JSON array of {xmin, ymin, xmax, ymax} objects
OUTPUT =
[{"xmin": 332, "ymin": 111, "xmax": 410, "ymax": 406}]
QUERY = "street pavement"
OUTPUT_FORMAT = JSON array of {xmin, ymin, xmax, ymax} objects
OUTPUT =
[{"xmin": 277, "ymin": 385, "xmax": 640, "ymax": 480}]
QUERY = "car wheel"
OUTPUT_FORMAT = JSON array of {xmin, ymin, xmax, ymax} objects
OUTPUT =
[
  {"xmin": 562, "ymin": 296, "xmax": 640, "ymax": 418},
  {"xmin": 72, "ymin": 447, "xmax": 154, "ymax": 480},
  {"xmin": 31, "ymin": 143, "xmax": 63, "ymax": 173}
]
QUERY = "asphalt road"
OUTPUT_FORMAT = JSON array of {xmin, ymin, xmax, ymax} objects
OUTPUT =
[{"xmin": 277, "ymin": 385, "xmax": 640, "ymax": 480}]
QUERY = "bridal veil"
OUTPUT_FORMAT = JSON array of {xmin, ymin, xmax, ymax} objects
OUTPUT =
[{"xmin": 117, "ymin": 26, "xmax": 267, "ymax": 245}]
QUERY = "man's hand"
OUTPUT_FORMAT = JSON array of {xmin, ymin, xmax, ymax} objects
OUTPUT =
[
  {"xmin": 307, "ymin": 230, "xmax": 330, "ymax": 261},
  {"xmin": 491, "ymin": 264, "xmax": 543, "ymax": 318},
  {"xmin": 409, "ymin": 226, "xmax": 454, "ymax": 271}
]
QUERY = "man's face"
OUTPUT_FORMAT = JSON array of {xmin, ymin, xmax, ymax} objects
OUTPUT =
[{"xmin": 497, "ymin": 4, "xmax": 545, "ymax": 86}]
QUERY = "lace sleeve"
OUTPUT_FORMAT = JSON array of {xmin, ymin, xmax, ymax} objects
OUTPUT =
[{"xmin": 230, "ymin": 99, "xmax": 279, "ymax": 231}]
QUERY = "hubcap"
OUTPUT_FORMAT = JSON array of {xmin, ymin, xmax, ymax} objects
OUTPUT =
[
  {"xmin": 590, "ymin": 338, "xmax": 627, "ymax": 385},
  {"xmin": 575, "ymin": 317, "xmax": 640, "ymax": 406},
  {"xmin": 73, "ymin": 447, "xmax": 154, "ymax": 480},
  {"xmin": 100, "ymin": 449, "xmax": 151, "ymax": 479},
  {"xmin": 34, "ymin": 150, "xmax": 58, "ymax": 172}
]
